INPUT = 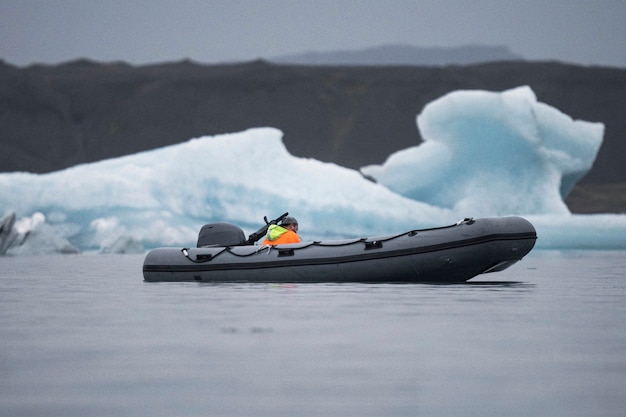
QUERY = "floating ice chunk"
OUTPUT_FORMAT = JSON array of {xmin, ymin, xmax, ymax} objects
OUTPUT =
[{"xmin": 362, "ymin": 86, "xmax": 604, "ymax": 216}]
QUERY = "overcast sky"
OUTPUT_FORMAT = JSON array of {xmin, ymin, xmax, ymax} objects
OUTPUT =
[{"xmin": 1, "ymin": 0, "xmax": 625, "ymax": 68}]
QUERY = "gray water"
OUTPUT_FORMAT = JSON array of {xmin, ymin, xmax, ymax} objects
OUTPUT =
[{"xmin": 1, "ymin": 251, "xmax": 625, "ymax": 417}]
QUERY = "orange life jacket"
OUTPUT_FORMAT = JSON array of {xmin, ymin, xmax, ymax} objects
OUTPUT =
[{"xmin": 261, "ymin": 225, "xmax": 301, "ymax": 246}]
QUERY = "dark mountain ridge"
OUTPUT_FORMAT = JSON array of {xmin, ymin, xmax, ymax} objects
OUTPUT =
[
  {"xmin": 270, "ymin": 44, "xmax": 523, "ymax": 66},
  {"xmin": 1, "ymin": 58, "xmax": 624, "ymax": 213}
]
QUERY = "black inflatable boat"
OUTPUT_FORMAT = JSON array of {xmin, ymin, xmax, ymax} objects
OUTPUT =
[{"xmin": 142, "ymin": 214, "xmax": 537, "ymax": 283}]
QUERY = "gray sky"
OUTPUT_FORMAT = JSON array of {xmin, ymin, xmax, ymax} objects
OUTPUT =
[{"xmin": 1, "ymin": 0, "xmax": 625, "ymax": 68}]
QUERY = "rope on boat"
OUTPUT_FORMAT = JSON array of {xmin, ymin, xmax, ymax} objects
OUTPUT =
[
  {"xmin": 181, "ymin": 247, "xmax": 227, "ymax": 263},
  {"xmin": 183, "ymin": 217, "xmax": 475, "ymax": 263}
]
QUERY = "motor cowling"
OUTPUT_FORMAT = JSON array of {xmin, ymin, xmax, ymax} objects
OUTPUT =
[{"xmin": 197, "ymin": 222, "xmax": 246, "ymax": 247}]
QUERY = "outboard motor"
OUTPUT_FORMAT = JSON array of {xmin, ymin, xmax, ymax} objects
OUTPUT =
[{"xmin": 197, "ymin": 222, "xmax": 246, "ymax": 247}]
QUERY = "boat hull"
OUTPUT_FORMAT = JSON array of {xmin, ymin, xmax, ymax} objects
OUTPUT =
[{"xmin": 143, "ymin": 217, "xmax": 537, "ymax": 283}]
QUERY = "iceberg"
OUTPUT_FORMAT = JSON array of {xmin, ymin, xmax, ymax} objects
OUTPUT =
[
  {"xmin": 1, "ymin": 86, "xmax": 625, "ymax": 254},
  {"xmin": 361, "ymin": 86, "xmax": 604, "ymax": 215},
  {"xmin": 0, "ymin": 211, "xmax": 17, "ymax": 255},
  {"xmin": 0, "ymin": 129, "xmax": 451, "ymax": 254}
]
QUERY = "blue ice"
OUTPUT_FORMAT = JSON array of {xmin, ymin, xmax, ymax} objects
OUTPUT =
[{"xmin": 1, "ymin": 86, "xmax": 625, "ymax": 254}]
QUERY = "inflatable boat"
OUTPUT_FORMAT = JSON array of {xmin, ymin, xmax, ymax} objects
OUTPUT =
[{"xmin": 143, "ymin": 214, "xmax": 537, "ymax": 283}]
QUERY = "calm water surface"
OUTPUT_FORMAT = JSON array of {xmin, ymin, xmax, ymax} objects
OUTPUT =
[{"xmin": 1, "ymin": 251, "xmax": 625, "ymax": 417}]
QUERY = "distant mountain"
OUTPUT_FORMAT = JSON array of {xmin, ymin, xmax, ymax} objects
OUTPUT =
[{"xmin": 270, "ymin": 44, "xmax": 523, "ymax": 66}]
